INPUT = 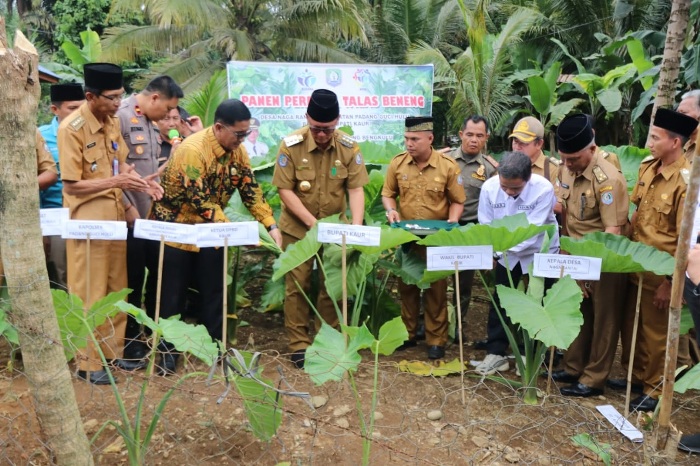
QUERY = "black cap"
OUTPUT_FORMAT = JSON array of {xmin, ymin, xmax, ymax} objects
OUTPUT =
[
  {"xmin": 83, "ymin": 63, "xmax": 123, "ymax": 91},
  {"xmin": 405, "ymin": 116, "xmax": 433, "ymax": 132},
  {"xmin": 556, "ymin": 114, "xmax": 594, "ymax": 153},
  {"xmin": 307, "ymin": 89, "xmax": 339, "ymax": 122},
  {"xmin": 653, "ymin": 108, "xmax": 698, "ymax": 139},
  {"xmin": 50, "ymin": 83, "xmax": 85, "ymax": 102}
]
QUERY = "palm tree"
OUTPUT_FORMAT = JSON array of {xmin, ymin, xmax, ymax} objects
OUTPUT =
[{"xmin": 101, "ymin": 0, "xmax": 371, "ymax": 92}]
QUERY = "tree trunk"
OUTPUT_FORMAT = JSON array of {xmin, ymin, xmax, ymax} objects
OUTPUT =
[
  {"xmin": 0, "ymin": 17, "xmax": 93, "ymax": 465},
  {"xmin": 649, "ymin": 0, "xmax": 690, "ymax": 120}
]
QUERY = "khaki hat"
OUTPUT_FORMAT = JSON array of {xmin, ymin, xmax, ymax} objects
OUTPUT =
[{"xmin": 509, "ymin": 116, "xmax": 544, "ymax": 143}]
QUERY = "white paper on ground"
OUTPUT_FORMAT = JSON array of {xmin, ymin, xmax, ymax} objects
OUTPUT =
[{"xmin": 596, "ymin": 404, "xmax": 643, "ymax": 443}]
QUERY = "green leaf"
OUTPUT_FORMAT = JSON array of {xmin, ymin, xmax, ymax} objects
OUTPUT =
[
  {"xmin": 497, "ymin": 276, "xmax": 583, "ymax": 349},
  {"xmin": 596, "ymin": 88, "xmax": 622, "ymax": 113},
  {"xmin": 571, "ymin": 433, "xmax": 612, "ymax": 466},
  {"xmin": 548, "ymin": 99, "xmax": 585, "ymax": 127},
  {"xmin": 324, "ymin": 247, "xmax": 378, "ymax": 302},
  {"xmin": 232, "ymin": 374, "xmax": 282, "ymax": 442},
  {"xmin": 343, "ymin": 324, "xmax": 375, "ymax": 352},
  {"xmin": 260, "ymin": 277, "xmax": 285, "ymax": 311},
  {"xmin": 271, "ymin": 226, "xmax": 322, "ymax": 281},
  {"xmin": 374, "ymin": 316, "xmax": 408, "ymax": 355},
  {"xmin": 305, "ymin": 322, "xmax": 362, "ymax": 384},
  {"xmin": 0, "ymin": 307, "xmax": 19, "ymax": 346},
  {"xmin": 79, "ymin": 28, "xmax": 102, "ymax": 63},
  {"xmin": 626, "ymin": 38, "xmax": 653, "ymax": 90},
  {"xmin": 542, "ymin": 62, "xmax": 561, "ymax": 95},
  {"xmin": 675, "ymin": 363, "xmax": 700, "ymax": 393},
  {"xmin": 527, "ymin": 76, "xmax": 551, "ymax": 115},
  {"xmin": 61, "ymin": 41, "xmax": 87, "ymax": 67},
  {"xmin": 681, "ymin": 306, "xmax": 693, "ymax": 336},
  {"xmin": 560, "ymin": 232, "xmax": 675, "ymax": 275}
]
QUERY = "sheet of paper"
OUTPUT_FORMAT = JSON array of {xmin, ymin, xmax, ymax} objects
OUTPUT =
[
  {"xmin": 317, "ymin": 223, "xmax": 381, "ymax": 246},
  {"xmin": 596, "ymin": 404, "xmax": 643, "ymax": 443},
  {"xmin": 40, "ymin": 208, "xmax": 69, "ymax": 236},
  {"xmin": 532, "ymin": 253, "xmax": 602, "ymax": 280},
  {"xmin": 195, "ymin": 222, "xmax": 259, "ymax": 247},
  {"xmin": 426, "ymin": 246, "xmax": 494, "ymax": 271},
  {"xmin": 62, "ymin": 220, "xmax": 128, "ymax": 240},
  {"xmin": 133, "ymin": 219, "xmax": 197, "ymax": 244}
]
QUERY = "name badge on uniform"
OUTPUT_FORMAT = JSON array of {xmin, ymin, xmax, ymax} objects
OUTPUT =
[{"xmin": 86, "ymin": 142, "xmax": 96, "ymax": 149}]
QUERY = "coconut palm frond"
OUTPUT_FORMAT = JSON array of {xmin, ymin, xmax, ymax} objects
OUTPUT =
[
  {"xmin": 210, "ymin": 27, "xmax": 255, "ymax": 61},
  {"xmin": 148, "ymin": 0, "xmax": 227, "ymax": 29},
  {"xmin": 284, "ymin": 0, "xmax": 370, "ymax": 44},
  {"xmin": 407, "ymin": 41, "xmax": 454, "ymax": 80},
  {"xmin": 131, "ymin": 52, "xmax": 222, "ymax": 95},
  {"xmin": 182, "ymin": 69, "xmax": 229, "ymax": 126},
  {"xmin": 101, "ymin": 24, "xmax": 202, "ymax": 62},
  {"xmin": 283, "ymin": 38, "xmax": 364, "ymax": 64}
]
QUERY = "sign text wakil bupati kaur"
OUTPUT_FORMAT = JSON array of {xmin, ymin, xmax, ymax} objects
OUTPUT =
[
  {"xmin": 533, "ymin": 253, "xmax": 602, "ymax": 280},
  {"xmin": 426, "ymin": 246, "xmax": 494, "ymax": 271},
  {"xmin": 317, "ymin": 223, "xmax": 381, "ymax": 246}
]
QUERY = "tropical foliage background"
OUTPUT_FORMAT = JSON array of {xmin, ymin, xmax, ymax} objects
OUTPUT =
[{"xmin": 4, "ymin": 0, "xmax": 699, "ymax": 152}]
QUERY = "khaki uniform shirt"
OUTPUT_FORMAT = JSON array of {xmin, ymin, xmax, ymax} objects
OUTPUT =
[
  {"xmin": 558, "ymin": 152, "xmax": 629, "ymax": 239},
  {"xmin": 151, "ymin": 127, "xmax": 275, "ymax": 252},
  {"xmin": 596, "ymin": 148, "xmax": 621, "ymax": 171},
  {"xmin": 382, "ymin": 149, "xmax": 466, "ymax": 220},
  {"xmin": 532, "ymin": 151, "xmax": 560, "ymax": 187},
  {"xmin": 58, "ymin": 102, "xmax": 128, "ymax": 221},
  {"xmin": 117, "ymin": 95, "xmax": 162, "ymax": 218},
  {"xmin": 449, "ymin": 148, "xmax": 497, "ymax": 224},
  {"xmin": 684, "ymin": 139, "xmax": 697, "ymax": 162},
  {"xmin": 631, "ymin": 156, "xmax": 690, "ymax": 256},
  {"xmin": 272, "ymin": 127, "xmax": 369, "ymax": 239},
  {"xmin": 36, "ymin": 130, "xmax": 57, "ymax": 176}
]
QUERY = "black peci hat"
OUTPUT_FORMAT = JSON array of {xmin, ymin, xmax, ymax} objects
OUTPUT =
[
  {"xmin": 556, "ymin": 114, "xmax": 594, "ymax": 153},
  {"xmin": 83, "ymin": 63, "xmax": 123, "ymax": 91},
  {"xmin": 653, "ymin": 108, "xmax": 698, "ymax": 139},
  {"xmin": 307, "ymin": 89, "xmax": 339, "ymax": 123},
  {"xmin": 405, "ymin": 116, "xmax": 434, "ymax": 132},
  {"xmin": 50, "ymin": 83, "xmax": 85, "ymax": 102}
]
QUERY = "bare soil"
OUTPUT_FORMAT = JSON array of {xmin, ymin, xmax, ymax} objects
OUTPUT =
[{"xmin": 2, "ymin": 279, "xmax": 700, "ymax": 465}]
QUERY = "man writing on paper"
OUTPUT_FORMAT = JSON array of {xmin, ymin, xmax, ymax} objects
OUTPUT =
[
  {"xmin": 272, "ymin": 89, "xmax": 368, "ymax": 369},
  {"xmin": 58, "ymin": 63, "xmax": 162, "ymax": 385},
  {"xmin": 150, "ymin": 99, "xmax": 281, "ymax": 374},
  {"xmin": 551, "ymin": 114, "xmax": 629, "ymax": 397},
  {"xmin": 382, "ymin": 116, "xmax": 465, "ymax": 360}
]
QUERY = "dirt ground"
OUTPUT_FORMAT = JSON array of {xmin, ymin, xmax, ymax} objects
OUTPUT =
[{"xmin": 2, "ymin": 279, "xmax": 700, "ymax": 465}]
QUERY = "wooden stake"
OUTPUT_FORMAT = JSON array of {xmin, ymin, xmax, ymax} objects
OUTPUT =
[
  {"xmin": 85, "ymin": 234, "xmax": 91, "ymax": 381},
  {"xmin": 455, "ymin": 261, "xmax": 466, "ymax": 405},
  {"xmin": 149, "ymin": 234, "xmax": 165, "ymax": 377},
  {"xmin": 625, "ymin": 273, "xmax": 644, "ymax": 418},
  {"xmin": 342, "ymin": 233, "xmax": 348, "ymax": 329},
  {"xmin": 222, "ymin": 237, "xmax": 229, "ymax": 353}
]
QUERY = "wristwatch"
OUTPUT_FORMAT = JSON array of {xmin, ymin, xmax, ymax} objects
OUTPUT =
[{"xmin": 267, "ymin": 224, "xmax": 278, "ymax": 232}]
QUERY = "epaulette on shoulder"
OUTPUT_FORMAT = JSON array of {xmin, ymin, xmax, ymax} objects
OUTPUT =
[
  {"xmin": 548, "ymin": 156, "xmax": 561, "ymax": 166},
  {"xmin": 69, "ymin": 115, "xmax": 85, "ymax": 131},
  {"xmin": 681, "ymin": 168, "xmax": 690, "ymax": 185},
  {"xmin": 283, "ymin": 134, "xmax": 304, "ymax": 147},
  {"xmin": 337, "ymin": 134, "xmax": 355, "ymax": 148},
  {"xmin": 592, "ymin": 165, "xmax": 608, "ymax": 183},
  {"xmin": 439, "ymin": 151, "xmax": 459, "ymax": 164},
  {"xmin": 484, "ymin": 154, "xmax": 499, "ymax": 168},
  {"xmin": 599, "ymin": 150, "xmax": 610, "ymax": 159},
  {"xmin": 641, "ymin": 155, "xmax": 654, "ymax": 163}
]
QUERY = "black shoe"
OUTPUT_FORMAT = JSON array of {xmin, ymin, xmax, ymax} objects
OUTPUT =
[
  {"xmin": 606, "ymin": 378, "xmax": 643, "ymax": 394},
  {"xmin": 415, "ymin": 322, "xmax": 426, "ymax": 341},
  {"xmin": 679, "ymin": 433, "xmax": 700, "ymax": 453},
  {"xmin": 547, "ymin": 370, "xmax": 578, "ymax": 383},
  {"xmin": 290, "ymin": 350, "xmax": 305, "ymax": 369},
  {"xmin": 560, "ymin": 382, "xmax": 603, "ymax": 398},
  {"xmin": 156, "ymin": 341, "xmax": 179, "ymax": 376},
  {"xmin": 395, "ymin": 339, "xmax": 418, "ymax": 351},
  {"xmin": 473, "ymin": 339, "xmax": 488, "ymax": 350},
  {"xmin": 427, "ymin": 345, "xmax": 445, "ymax": 360},
  {"xmin": 112, "ymin": 358, "xmax": 147, "ymax": 371},
  {"xmin": 123, "ymin": 340, "xmax": 148, "ymax": 360},
  {"xmin": 630, "ymin": 394, "xmax": 658, "ymax": 412},
  {"xmin": 77, "ymin": 369, "xmax": 115, "ymax": 385}
]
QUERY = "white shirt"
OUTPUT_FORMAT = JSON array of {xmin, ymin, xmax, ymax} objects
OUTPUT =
[
  {"xmin": 478, "ymin": 173, "xmax": 560, "ymax": 271},
  {"xmin": 243, "ymin": 139, "xmax": 269, "ymax": 158}
]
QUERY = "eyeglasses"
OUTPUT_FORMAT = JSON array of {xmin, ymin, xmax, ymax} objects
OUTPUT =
[
  {"xmin": 222, "ymin": 125, "xmax": 252, "ymax": 140},
  {"xmin": 309, "ymin": 125, "xmax": 336, "ymax": 135},
  {"xmin": 99, "ymin": 92, "xmax": 126, "ymax": 102}
]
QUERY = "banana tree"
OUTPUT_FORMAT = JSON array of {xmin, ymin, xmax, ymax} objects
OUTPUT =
[{"xmin": 41, "ymin": 28, "xmax": 103, "ymax": 82}]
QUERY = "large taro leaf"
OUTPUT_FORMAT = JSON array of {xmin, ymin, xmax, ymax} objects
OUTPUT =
[
  {"xmin": 675, "ymin": 363, "xmax": 700, "ymax": 393},
  {"xmin": 53, "ymin": 289, "xmax": 126, "ymax": 359},
  {"xmin": 118, "ymin": 303, "xmax": 218, "ymax": 365},
  {"xmin": 560, "ymin": 232, "xmax": 674, "ymax": 275},
  {"xmin": 373, "ymin": 316, "xmax": 408, "ymax": 356},
  {"xmin": 497, "ymin": 276, "xmax": 584, "ymax": 349},
  {"xmin": 271, "ymin": 225, "xmax": 322, "ymax": 281},
  {"xmin": 381, "ymin": 250, "xmax": 430, "ymax": 289},
  {"xmin": 323, "ymin": 245, "xmax": 378, "ymax": 302},
  {"xmin": 305, "ymin": 322, "xmax": 374, "ymax": 385}
]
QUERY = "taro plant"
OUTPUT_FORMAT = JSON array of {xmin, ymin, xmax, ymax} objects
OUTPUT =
[
  {"xmin": 52, "ymin": 289, "xmax": 284, "ymax": 464},
  {"xmin": 0, "ymin": 284, "xmax": 20, "ymax": 369}
]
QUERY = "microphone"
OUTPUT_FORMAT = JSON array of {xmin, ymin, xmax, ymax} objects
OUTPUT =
[{"xmin": 168, "ymin": 129, "xmax": 182, "ymax": 144}]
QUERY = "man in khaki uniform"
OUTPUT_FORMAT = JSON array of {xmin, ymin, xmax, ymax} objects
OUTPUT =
[
  {"xmin": 382, "ymin": 116, "xmax": 466, "ymax": 359},
  {"xmin": 117, "ymin": 76, "xmax": 183, "ymax": 369},
  {"xmin": 58, "ymin": 63, "xmax": 162, "ymax": 384},
  {"xmin": 617, "ymin": 108, "xmax": 697, "ymax": 411},
  {"xmin": 272, "ymin": 89, "xmax": 368, "ymax": 368},
  {"xmin": 548, "ymin": 114, "xmax": 629, "ymax": 397},
  {"xmin": 678, "ymin": 89, "xmax": 700, "ymax": 160},
  {"xmin": 449, "ymin": 115, "xmax": 497, "ymax": 337}
]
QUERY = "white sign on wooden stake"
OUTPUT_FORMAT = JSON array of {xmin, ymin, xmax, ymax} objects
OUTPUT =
[
  {"xmin": 317, "ymin": 223, "xmax": 381, "ymax": 246},
  {"xmin": 40, "ymin": 208, "xmax": 69, "ymax": 236},
  {"xmin": 532, "ymin": 253, "xmax": 602, "ymax": 280},
  {"xmin": 426, "ymin": 246, "xmax": 494, "ymax": 271},
  {"xmin": 195, "ymin": 222, "xmax": 259, "ymax": 247},
  {"xmin": 62, "ymin": 220, "xmax": 128, "ymax": 240},
  {"xmin": 133, "ymin": 219, "xmax": 198, "ymax": 244}
]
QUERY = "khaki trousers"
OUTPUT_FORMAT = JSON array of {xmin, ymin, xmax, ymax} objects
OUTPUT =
[
  {"xmin": 563, "ymin": 272, "xmax": 627, "ymax": 389},
  {"xmin": 67, "ymin": 238, "xmax": 127, "ymax": 371},
  {"xmin": 282, "ymin": 232, "xmax": 339, "ymax": 352}
]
